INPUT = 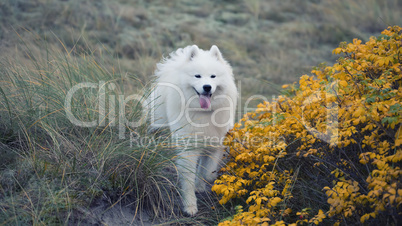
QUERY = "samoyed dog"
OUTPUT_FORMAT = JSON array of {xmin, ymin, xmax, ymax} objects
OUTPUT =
[{"xmin": 148, "ymin": 45, "xmax": 237, "ymax": 216}]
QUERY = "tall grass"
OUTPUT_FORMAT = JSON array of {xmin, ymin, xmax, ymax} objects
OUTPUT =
[
  {"xmin": 0, "ymin": 31, "xmax": 234, "ymax": 224},
  {"xmin": 0, "ymin": 34, "xmax": 185, "ymax": 224}
]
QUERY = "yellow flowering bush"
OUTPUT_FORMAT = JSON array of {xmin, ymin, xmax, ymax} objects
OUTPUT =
[{"xmin": 213, "ymin": 26, "xmax": 402, "ymax": 225}]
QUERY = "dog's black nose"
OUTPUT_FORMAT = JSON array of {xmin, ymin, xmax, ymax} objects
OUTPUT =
[{"xmin": 203, "ymin": 85, "xmax": 211, "ymax": 92}]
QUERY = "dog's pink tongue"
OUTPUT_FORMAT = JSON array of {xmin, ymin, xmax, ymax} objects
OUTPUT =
[{"xmin": 199, "ymin": 95, "xmax": 211, "ymax": 109}]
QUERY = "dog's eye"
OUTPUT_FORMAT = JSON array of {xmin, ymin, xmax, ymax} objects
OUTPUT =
[
  {"xmin": 195, "ymin": 74, "xmax": 201, "ymax": 78},
  {"xmin": 211, "ymin": 75, "xmax": 216, "ymax": 78}
]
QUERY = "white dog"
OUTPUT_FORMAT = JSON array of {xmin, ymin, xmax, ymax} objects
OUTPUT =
[{"xmin": 148, "ymin": 45, "xmax": 237, "ymax": 216}]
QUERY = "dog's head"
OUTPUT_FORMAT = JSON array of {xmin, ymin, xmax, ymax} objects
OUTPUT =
[{"xmin": 183, "ymin": 45, "xmax": 233, "ymax": 110}]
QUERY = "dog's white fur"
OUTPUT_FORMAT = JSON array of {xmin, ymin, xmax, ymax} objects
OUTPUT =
[{"xmin": 148, "ymin": 45, "xmax": 237, "ymax": 216}]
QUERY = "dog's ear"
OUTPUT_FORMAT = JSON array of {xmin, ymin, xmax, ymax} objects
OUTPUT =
[
  {"xmin": 210, "ymin": 45, "xmax": 224, "ymax": 62},
  {"xmin": 188, "ymin": 45, "xmax": 199, "ymax": 61}
]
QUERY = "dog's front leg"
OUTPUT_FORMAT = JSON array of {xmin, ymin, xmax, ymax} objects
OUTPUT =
[
  {"xmin": 176, "ymin": 149, "xmax": 199, "ymax": 216},
  {"xmin": 203, "ymin": 149, "xmax": 224, "ymax": 182}
]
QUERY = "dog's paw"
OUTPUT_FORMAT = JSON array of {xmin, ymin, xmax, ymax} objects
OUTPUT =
[{"xmin": 183, "ymin": 203, "xmax": 198, "ymax": 216}]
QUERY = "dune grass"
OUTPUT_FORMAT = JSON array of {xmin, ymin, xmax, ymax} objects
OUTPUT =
[
  {"xmin": 0, "ymin": 35, "xmax": 172, "ymax": 224},
  {"xmin": 0, "ymin": 31, "xmax": 235, "ymax": 224}
]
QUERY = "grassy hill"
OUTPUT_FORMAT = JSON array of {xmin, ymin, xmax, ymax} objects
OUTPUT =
[
  {"xmin": 2, "ymin": 0, "xmax": 401, "ymax": 100},
  {"xmin": 0, "ymin": 0, "xmax": 401, "ymax": 224}
]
